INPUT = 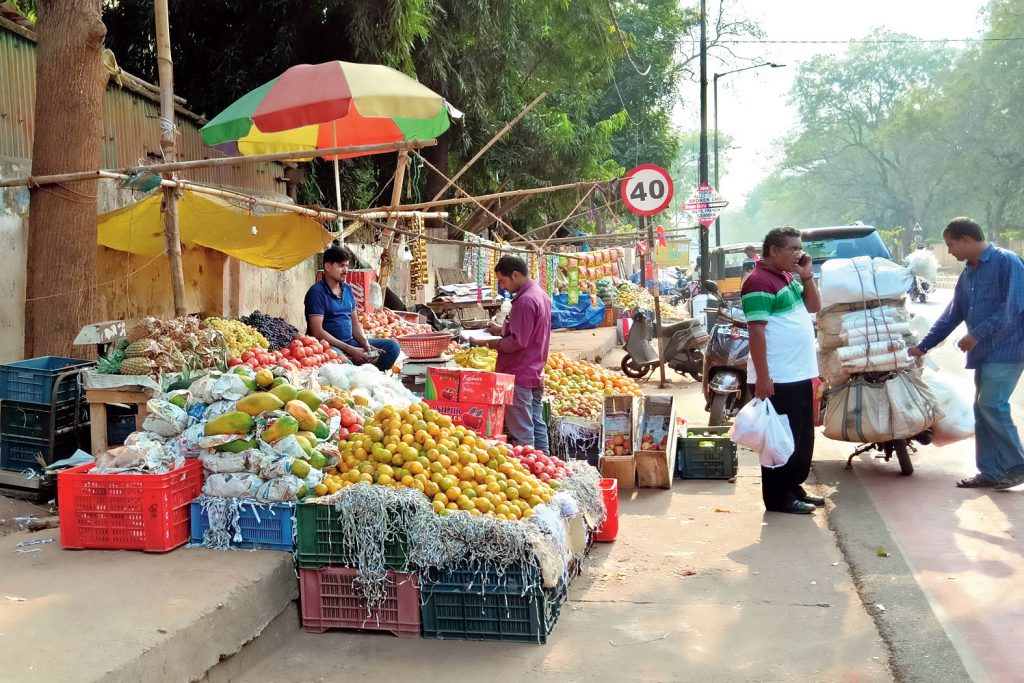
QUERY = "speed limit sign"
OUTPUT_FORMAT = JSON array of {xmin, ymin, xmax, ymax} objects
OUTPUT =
[{"xmin": 621, "ymin": 164, "xmax": 674, "ymax": 216}]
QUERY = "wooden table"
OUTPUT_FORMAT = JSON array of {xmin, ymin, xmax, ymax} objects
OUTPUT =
[
  {"xmin": 86, "ymin": 387, "xmax": 156, "ymax": 455},
  {"xmin": 426, "ymin": 300, "xmax": 503, "ymax": 321}
]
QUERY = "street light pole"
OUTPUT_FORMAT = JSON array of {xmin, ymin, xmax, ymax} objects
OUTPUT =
[
  {"xmin": 711, "ymin": 62, "xmax": 785, "ymax": 249},
  {"xmin": 698, "ymin": 0, "xmax": 709, "ymax": 292}
]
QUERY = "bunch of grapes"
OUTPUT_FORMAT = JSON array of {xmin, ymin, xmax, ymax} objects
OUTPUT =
[{"xmin": 239, "ymin": 310, "xmax": 300, "ymax": 350}]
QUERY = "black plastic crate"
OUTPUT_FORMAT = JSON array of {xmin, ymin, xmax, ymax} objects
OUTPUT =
[
  {"xmin": 106, "ymin": 407, "xmax": 137, "ymax": 447},
  {"xmin": 676, "ymin": 426, "xmax": 738, "ymax": 479},
  {"xmin": 0, "ymin": 357, "xmax": 93, "ymax": 406},
  {"xmin": 420, "ymin": 582, "xmax": 565, "ymax": 644},
  {"xmin": 1, "ymin": 400, "xmax": 86, "ymax": 441},
  {"xmin": 420, "ymin": 560, "xmax": 543, "ymax": 596},
  {"xmin": 0, "ymin": 430, "xmax": 84, "ymax": 473}
]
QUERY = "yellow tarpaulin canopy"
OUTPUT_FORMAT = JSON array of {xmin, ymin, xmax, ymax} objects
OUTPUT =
[{"xmin": 98, "ymin": 190, "xmax": 335, "ymax": 271}]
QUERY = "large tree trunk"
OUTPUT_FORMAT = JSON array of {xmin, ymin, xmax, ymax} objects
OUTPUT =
[
  {"xmin": 422, "ymin": 132, "xmax": 450, "ymax": 236},
  {"xmin": 24, "ymin": 1, "xmax": 107, "ymax": 358}
]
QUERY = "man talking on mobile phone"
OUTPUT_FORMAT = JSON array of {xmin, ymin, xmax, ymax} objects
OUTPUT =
[{"xmin": 741, "ymin": 227, "xmax": 822, "ymax": 514}]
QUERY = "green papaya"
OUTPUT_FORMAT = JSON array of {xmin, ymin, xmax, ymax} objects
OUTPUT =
[
  {"xmin": 204, "ymin": 411, "xmax": 256, "ymax": 436},
  {"xmin": 270, "ymin": 384, "xmax": 299, "ymax": 403},
  {"xmin": 296, "ymin": 389, "xmax": 323, "ymax": 411},
  {"xmin": 261, "ymin": 415, "xmax": 299, "ymax": 443},
  {"xmin": 313, "ymin": 420, "xmax": 330, "ymax": 441},
  {"xmin": 169, "ymin": 394, "xmax": 187, "ymax": 410},
  {"xmin": 216, "ymin": 438, "xmax": 257, "ymax": 453},
  {"xmin": 290, "ymin": 458, "xmax": 311, "ymax": 479},
  {"xmin": 236, "ymin": 392, "xmax": 285, "ymax": 417},
  {"xmin": 240, "ymin": 376, "xmax": 258, "ymax": 391},
  {"xmin": 294, "ymin": 435, "xmax": 314, "ymax": 457},
  {"xmin": 298, "ymin": 430, "xmax": 318, "ymax": 444},
  {"xmin": 272, "ymin": 376, "xmax": 289, "ymax": 387}
]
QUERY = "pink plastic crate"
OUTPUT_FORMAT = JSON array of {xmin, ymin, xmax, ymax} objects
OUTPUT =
[{"xmin": 299, "ymin": 567, "xmax": 421, "ymax": 637}]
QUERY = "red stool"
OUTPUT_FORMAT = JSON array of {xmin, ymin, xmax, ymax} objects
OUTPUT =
[{"xmin": 594, "ymin": 478, "xmax": 619, "ymax": 542}]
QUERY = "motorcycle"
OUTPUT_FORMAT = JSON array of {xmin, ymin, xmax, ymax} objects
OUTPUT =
[
  {"xmin": 620, "ymin": 307, "xmax": 709, "ymax": 381},
  {"xmin": 701, "ymin": 289, "xmax": 751, "ymax": 426}
]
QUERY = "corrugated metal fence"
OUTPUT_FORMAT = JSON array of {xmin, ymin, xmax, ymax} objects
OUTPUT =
[{"xmin": 0, "ymin": 20, "xmax": 286, "ymax": 195}]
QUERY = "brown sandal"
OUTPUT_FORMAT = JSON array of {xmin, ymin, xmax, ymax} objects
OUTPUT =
[{"xmin": 956, "ymin": 474, "xmax": 996, "ymax": 488}]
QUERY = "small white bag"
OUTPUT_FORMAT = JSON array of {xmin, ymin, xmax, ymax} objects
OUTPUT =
[{"xmin": 729, "ymin": 398, "xmax": 795, "ymax": 468}]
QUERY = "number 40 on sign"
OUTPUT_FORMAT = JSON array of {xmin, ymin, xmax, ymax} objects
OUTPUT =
[{"xmin": 621, "ymin": 164, "xmax": 674, "ymax": 216}]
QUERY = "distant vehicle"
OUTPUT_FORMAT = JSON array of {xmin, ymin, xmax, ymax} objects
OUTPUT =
[{"xmin": 799, "ymin": 224, "xmax": 891, "ymax": 275}]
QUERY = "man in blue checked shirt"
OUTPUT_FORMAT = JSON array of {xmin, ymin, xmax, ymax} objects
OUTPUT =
[{"xmin": 910, "ymin": 217, "xmax": 1024, "ymax": 490}]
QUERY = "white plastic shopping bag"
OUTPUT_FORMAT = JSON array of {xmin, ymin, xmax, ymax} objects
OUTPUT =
[{"xmin": 729, "ymin": 398, "xmax": 794, "ymax": 468}]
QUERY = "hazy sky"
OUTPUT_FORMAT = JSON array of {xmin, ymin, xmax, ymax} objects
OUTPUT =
[{"xmin": 678, "ymin": 0, "xmax": 990, "ymax": 210}]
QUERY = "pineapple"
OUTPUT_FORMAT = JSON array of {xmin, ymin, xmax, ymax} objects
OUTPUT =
[
  {"xmin": 126, "ymin": 317, "xmax": 160, "ymax": 342},
  {"xmin": 97, "ymin": 349, "xmax": 125, "ymax": 374},
  {"xmin": 124, "ymin": 339, "xmax": 159, "ymax": 358},
  {"xmin": 118, "ymin": 357, "xmax": 155, "ymax": 375}
]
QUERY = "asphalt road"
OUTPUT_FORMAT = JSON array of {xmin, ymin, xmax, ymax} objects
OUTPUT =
[{"xmin": 844, "ymin": 287, "xmax": 1024, "ymax": 683}]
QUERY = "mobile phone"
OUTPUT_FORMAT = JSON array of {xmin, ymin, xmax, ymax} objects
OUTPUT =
[{"xmin": 797, "ymin": 253, "xmax": 810, "ymax": 268}]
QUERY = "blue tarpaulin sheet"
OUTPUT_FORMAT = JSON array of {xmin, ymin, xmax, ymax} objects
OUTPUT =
[{"xmin": 551, "ymin": 293, "xmax": 605, "ymax": 330}]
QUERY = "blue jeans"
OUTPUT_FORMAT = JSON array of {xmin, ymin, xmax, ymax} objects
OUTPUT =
[
  {"xmin": 505, "ymin": 386, "xmax": 549, "ymax": 452},
  {"xmin": 974, "ymin": 362, "xmax": 1024, "ymax": 481},
  {"xmin": 331, "ymin": 338, "xmax": 401, "ymax": 372}
]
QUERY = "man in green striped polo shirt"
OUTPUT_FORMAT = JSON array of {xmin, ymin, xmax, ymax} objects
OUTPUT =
[{"xmin": 742, "ymin": 227, "xmax": 822, "ymax": 514}]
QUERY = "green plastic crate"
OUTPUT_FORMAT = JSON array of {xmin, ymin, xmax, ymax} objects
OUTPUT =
[
  {"xmin": 420, "ymin": 581, "xmax": 566, "ymax": 644},
  {"xmin": 676, "ymin": 426, "xmax": 738, "ymax": 479},
  {"xmin": 294, "ymin": 502, "xmax": 412, "ymax": 570}
]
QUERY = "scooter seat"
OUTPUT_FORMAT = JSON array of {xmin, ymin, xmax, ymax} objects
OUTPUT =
[{"xmin": 660, "ymin": 318, "xmax": 703, "ymax": 337}]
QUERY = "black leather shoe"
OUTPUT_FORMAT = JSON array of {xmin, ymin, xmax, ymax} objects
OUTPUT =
[
  {"xmin": 778, "ymin": 499, "xmax": 816, "ymax": 514},
  {"xmin": 801, "ymin": 494, "xmax": 826, "ymax": 507}
]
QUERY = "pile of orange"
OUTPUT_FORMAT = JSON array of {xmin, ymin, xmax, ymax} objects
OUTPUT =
[
  {"xmin": 544, "ymin": 353, "xmax": 642, "ymax": 419},
  {"xmin": 318, "ymin": 402, "xmax": 557, "ymax": 520}
]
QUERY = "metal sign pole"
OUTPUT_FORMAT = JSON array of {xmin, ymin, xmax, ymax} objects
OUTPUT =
[{"xmin": 646, "ymin": 215, "xmax": 668, "ymax": 389}]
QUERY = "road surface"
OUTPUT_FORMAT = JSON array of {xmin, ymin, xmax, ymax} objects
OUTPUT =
[{"xmin": 849, "ymin": 287, "xmax": 1024, "ymax": 683}]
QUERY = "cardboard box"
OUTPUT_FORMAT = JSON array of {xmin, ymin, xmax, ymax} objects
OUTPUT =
[
  {"xmin": 601, "ymin": 395, "xmax": 638, "ymax": 459},
  {"xmin": 424, "ymin": 399, "xmax": 505, "ymax": 437},
  {"xmin": 345, "ymin": 270, "xmax": 377, "ymax": 313},
  {"xmin": 459, "ymin": 370, "xmax": 515, "ymax": 406},
  {"xmin": 635, "ymin": 395, "xmax": 678, "ymax": 489},
  {"xmin": 600, "ymin": 455, "xmax": 636, "ymax": 490},
  {"xmin": 425, "ymin": 367, "xmax": 462, "ymax": 401}
]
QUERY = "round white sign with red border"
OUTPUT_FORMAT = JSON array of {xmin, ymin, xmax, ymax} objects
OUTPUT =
[{"xmin": 621, "ymin": 164, "xmax": 674, "ymax": 216}]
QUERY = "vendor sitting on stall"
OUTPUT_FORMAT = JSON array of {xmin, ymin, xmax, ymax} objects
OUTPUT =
[
  {"xmin": 304, "ymin": 245, "xmax": 400, "ymax": 371},
  {"xmin": 471, "ymin": 255, "xmax": 552, "ymax": 452}
]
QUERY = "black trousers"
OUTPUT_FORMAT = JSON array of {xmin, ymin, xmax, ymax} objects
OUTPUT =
[{"xmin": 747, "ymin": 379, "xmax": 815, "ymax": 511}]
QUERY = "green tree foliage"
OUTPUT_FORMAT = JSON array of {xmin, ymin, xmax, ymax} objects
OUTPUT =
[
  {"xmin": 100, "ymin": 0, "xmax": 694, "ymax": 236},
  {"xmin": 731, "ymin": 3, "xmax": 1024, "ymax": 249}
]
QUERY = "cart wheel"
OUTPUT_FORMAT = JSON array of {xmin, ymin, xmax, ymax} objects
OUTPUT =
[
  {"xmin": 621, "ymin": 355, "xmax": 651, "ymax": 379},
  {"xmin": 894, "ymin": 440, "xmax": 914, "ymax": 476}
]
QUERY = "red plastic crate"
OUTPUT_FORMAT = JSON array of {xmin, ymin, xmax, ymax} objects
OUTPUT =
[
  {"xmin": 58, "ymin": 459, "xmax": 201, "ymax": 552},
  {"xmin": 299, "ymin": 567, "xmax": 421, "ymax": 637}
]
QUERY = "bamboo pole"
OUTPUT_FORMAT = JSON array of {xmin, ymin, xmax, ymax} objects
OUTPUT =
[
  {"xmin": 154, "ymin": 0, "xmax": 186, "ymax": 317},
  {"xmin": 359, "ymin": 179, "xmax": 607, "ymax": 213},
  {"xmin": 377, "ymin": 150, "xmax": 411, "ymax": 290},
  {"xmin": 426, "ymin": 92, "xmax": 547, "ymax": 205},
  {"xmin": 0, "ymin": 140, "xmax": 437, "ymax": 189}
]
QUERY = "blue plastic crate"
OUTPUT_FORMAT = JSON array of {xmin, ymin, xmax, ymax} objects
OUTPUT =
[
  {"xmin": 189, "ymin": 498, "xmax": 295, "ymax": 551},
  {"xmin": 0, "ymin": 357, "xmax": 93, "ymax": 405}
]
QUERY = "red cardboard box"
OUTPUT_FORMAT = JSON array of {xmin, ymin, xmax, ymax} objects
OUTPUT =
[
  {"xmin": 345, "ymin": 270, "xmax": 377, "ymax": 313},
  {"xmin": 425, "ymin": 367, "xmax": 462, "ymax": 401},
  {"xmin": 425, "ymin": 400, "xmax": 505, "ymax": 437},
  {"xmin": 458, "ymin": 370, "xmax": 515, "ymax": 406}
]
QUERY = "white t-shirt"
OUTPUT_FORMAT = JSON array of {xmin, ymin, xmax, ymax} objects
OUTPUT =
[{"xmin": 740, "ymin": 264, "xmax": 818, "ymax": 383}]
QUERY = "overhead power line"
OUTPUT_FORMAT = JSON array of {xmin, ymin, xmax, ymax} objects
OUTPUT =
[{"xmin": 719, "ymin": 37, "xmax": 1024, "ymax": 45}]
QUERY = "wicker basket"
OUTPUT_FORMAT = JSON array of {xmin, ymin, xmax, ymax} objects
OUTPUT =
[{"xmin": 396, "ymin": 333, "xmax": 455, "ymax": 359}]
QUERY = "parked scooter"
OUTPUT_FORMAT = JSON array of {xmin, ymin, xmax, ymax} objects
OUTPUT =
[
  {"xmin": 701, "ymin": 282, "xmax": 752, "ymax": 426},
  {"xmin": 620, "ymin": 307, "xmax": 709, "ymax": 381}
]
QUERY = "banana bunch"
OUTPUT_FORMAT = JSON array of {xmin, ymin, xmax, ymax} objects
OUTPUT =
[{"xmin": 454, "ymin": 347, "xmax": 497, "ymax": 371}]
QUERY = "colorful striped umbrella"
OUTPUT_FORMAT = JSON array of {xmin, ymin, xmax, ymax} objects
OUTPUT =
[{"xmin": 201, "ymin": 61, "xmax": 453, "ymax": 160}]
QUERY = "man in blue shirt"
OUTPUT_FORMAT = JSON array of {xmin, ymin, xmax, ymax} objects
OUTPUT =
[
  {"xmin": 304, "ymin": 245, "xmax": 400, "ymax": 371},
  {"xmin": 910, "ymin": 217, "xmax": 1024, "ymax": 490}
]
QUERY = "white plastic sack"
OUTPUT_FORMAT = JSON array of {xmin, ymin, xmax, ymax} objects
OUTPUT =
[
  {"xmin": 167, "ymin": 423, "xmax": 206, "ymax": 460},
  {"xmin": 820, "ymin": 257, "xmax": 914, "ymax": 308},
  {"xmin": 926, "ymin": 372, "xmax": 974, "ymax": 446},
  {"xmin": 212, "ymin": 373, "xmax": 249, "ymax": 401},
  {"xmin": 188, "ymin": 375, "xmax": 219, "ymax": 404},
  {"xmin": 728, "ymin": 398, "xmax": 794, "ymax": 468},
  {"xmin": 202, "ymin": 472, "xmax": 265, "ymax": 498},
  {"xmin": 907, "ymin": 250, "xmax": 939, "ymax": 282},
  {"xmin": 142, "ymin": 399, "xmax": 190, "ymax": 437},
  {"xmin": 200, "ymin": 450, "xmax": 258, "ymax": 474},
  {"xmin": 255, "ymin": 474, "xmax": 305, "ymax": 503},
  {"xmin": 835, "ymin": 340, "xmax": 906, "ymax": 362}
]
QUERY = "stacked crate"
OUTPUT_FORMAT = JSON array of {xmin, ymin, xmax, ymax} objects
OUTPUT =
[{"xmin": 0, "ymin": 357, "xmax": 93, "ymax": 474}]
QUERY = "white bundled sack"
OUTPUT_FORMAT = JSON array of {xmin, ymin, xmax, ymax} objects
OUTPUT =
[
  {"xmin": 255, "ymin": 475, "xmax": 305, "ymax": 503},
  {"xmin": 906, "ymin": 249, "xmax": 939, "ymax": 282},
  {"xmin": 142, "ymin": 399, "xmax": 190, "ymax": 437},
  {"xmin": 926, "ymin": 372, "xmax": 974, "ymax": 446},
  {"xmin": 167, "ymin": 423, "xmax": 206, "ymax": 459},
  {"xmin": 820, "ymin": 257, "xmax": 914, "ymax": 308},
  {"xmin": 203, "ymin": 472, "xmax": 264, "ymax": 498},
  {"xmin": 200, "ymin": 450, "xmax": 259, "ymax": 474},
  {"xmin": 824, "ymin": 371, "xmax": 938, "ymax": 443},
  {"xmin": 729, "ymin": 398, "xmax": 795, "ymax": 468}
]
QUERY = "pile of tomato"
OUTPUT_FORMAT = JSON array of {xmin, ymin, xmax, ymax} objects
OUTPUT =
[{"xmin": 227, "ymin": 336, "xmax": 342, "ymax": 371}]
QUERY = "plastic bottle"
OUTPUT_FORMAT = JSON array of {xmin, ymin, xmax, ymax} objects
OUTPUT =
[{"xmin": 493, "ymin": 297, "xmax": 512, "ymax": 325}]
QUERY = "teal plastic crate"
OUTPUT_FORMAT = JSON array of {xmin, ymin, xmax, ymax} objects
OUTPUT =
[
  {"xmin": 295, "ymin": 502, "xmax": 412, "ymax": 570},
  {"xmin": 420, "ymin": 581, "xmax": 566, "ymax": 644},
  {"xmin": 676, "ymin": 426, "xmax": 738, "ymax": 479}
]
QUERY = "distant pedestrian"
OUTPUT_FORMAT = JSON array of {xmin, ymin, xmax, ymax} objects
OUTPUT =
[
  {"xmin": 744, "ymin": 245, "xmax": 761, "ymax": 262},
  {"xmin": 471, "ymin": 255, "xmax": 553, "ymax": 452},
  {"xmin": 910, "ymin": 217, "xmax": 1024, "ymax": 490},
  {"xmin": 742, "ymin": 227, "xmax": 823, "ymax": 514}
]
